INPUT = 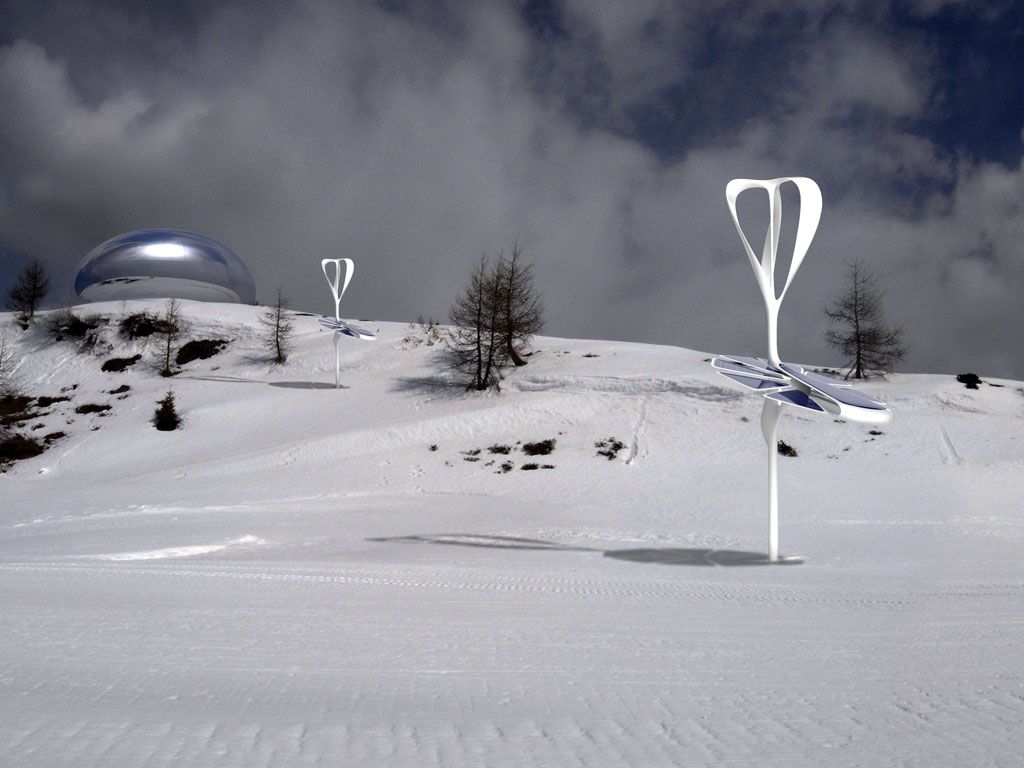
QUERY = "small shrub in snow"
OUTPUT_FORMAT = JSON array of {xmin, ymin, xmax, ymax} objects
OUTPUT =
[
  {"xmin": 428, "ymin": 444, "xmax": 438, "ymax": 452},
  {"xmin": 496, "ymin": 461, "xmax": 513, "ymax": 474},
  {"xmin": 522, "ymin": 438, "xmax": 556, "ymax": 456},
  {"xmin": 869, "ymin": 430, "xmax": 883, "ymax": 436},
  {"xmin": 595, "ymin": 437, "xmax": 625, "ymax": 461},
  {"xmin": 108, "ymin": 385, "xmax": 131, "ymax": 395},
  {"xmin": 75, "ymin": 403, "xmax": 111, "ymax": 415},
  {"xmin": 47, "ymin": 310, "xmax": 102, "ymax": 341},
  {"xmin": 521, "ymin": 463, "xmax": 539, "ymax": 470},
  {"xmin": 956, "ymin": 373, "xmax": 982, "ymax": 390},
  {"xmin": 119, "ymin": 312, "xmax": 165, "ymax": 339},
  {"xmin": 487, "ymin": 443, "xmax": 511, "ymax": 455},
  {"xmin": 153, "ymin": 391, "xmax": 180, "ymax": 431},
  {"xmin": 778, "ymin": 441, "xmax": 798, "ymax": 457}
]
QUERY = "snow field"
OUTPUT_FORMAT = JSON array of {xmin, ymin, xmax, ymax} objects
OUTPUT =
[{"xmin": 2, "ymin": 300, "xmax": 1023, "ymax": 766}]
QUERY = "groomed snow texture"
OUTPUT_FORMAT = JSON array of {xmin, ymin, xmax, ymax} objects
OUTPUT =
[{"xmin": 2, "ymin": 300, "xmax": 1023, "ymax": 767}]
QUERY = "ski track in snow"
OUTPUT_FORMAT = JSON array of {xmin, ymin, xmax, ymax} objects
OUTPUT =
[{"xmin": 2, "ymin": 302, "xmax": 1024, "ymax": 767}]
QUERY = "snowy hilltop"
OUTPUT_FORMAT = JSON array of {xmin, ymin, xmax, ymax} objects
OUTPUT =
[{"xmin": 2, "ymin": 299, "xmax": 1023, "ymax": 767}]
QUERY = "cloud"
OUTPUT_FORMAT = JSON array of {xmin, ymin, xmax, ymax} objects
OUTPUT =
[{"xmin": 0, "ymin": 0, "xmax": 1021, "ymax": 378}]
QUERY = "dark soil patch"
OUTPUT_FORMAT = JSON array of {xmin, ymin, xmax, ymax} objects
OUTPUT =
[
  {"xmin": 176, "ymin": 339, "xmax": 229, "ymax": 365},
  {"xmin": 595, "ymin": 437, "xmax": 625, "ymax": 460},
  {"xmin": 522, "ymin": 439, "xmax": 556, "ymax": 456},
  {"xmin": 0, "ymin": 395, "xmax": 34, "ymax": 419},
  {"xmin": 102, "ymin": 354, "xmax": 141, "ymax": 373},
  {"xmin": 0, "ymin": 433, "xmax": 45, "ymax": 464},
  {"xmin": 35, "ymin": 395, "xmax": 70, "ymax": 408},
  {"xmin": 44, "ymin": 431, "xmax": 65, "ymax": 442},
  {"xmin": 521, "ymin": 463, "xmax": 540, "ymax": 470},
  {"xmin": 108, "ymin": 384, "xmax": 131, "ymax": 395},
  {"xmin": 75, "ymin": 403, "xmax": 111, "ymax": 415}
]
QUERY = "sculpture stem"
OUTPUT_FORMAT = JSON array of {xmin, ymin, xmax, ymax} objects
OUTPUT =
[{"xmin": 760, "ymin": 397, "xmax": 783, "ymax": 562}]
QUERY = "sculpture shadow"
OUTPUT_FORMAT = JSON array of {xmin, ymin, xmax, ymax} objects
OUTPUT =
[
  {"xmin": 604, "ymin": 548, "xmax": 801, "ymax": 567},
  {"xmin": 368, "ymin": 534, "xmax": 795, "ymax": 566},
  {"xmin": 367, "ymin": 533, "xmax": 597, "ymax": 552},
  {"xmin": 268, "ymin": 381, "xmax": 345, "ymax": 390},
  {"xmin": 181, "ymin": 374, "xmax": 264, "ymax": 385}
]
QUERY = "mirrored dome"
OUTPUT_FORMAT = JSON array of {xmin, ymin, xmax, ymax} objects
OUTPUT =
[{"xmin": 75, "ymin": 229, "xmax": 256, "ymax": 304}]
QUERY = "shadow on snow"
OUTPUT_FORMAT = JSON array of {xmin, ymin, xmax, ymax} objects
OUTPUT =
[{"xmin": 366, "ymin": 533, "xmax": 798, "ymax": 566}]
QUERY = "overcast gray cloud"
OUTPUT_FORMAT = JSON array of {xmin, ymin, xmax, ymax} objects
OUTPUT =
[{"xmin": 0, "ymin": 0, "xmax": 1022, "ymax": 378}]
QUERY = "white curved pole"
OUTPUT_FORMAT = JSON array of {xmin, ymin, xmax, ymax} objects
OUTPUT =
[
  {"xmin": 321, "ymin": 258, "xmax": 354, "ymax": 388},
  {"xmin": 760, "ymin": 398, "xmax": 783, "ymax": 562}
]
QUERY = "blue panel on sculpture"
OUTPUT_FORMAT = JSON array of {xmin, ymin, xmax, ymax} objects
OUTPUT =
[
  {"xmin": 767, "ymin": 388, "xmax": 825, "ymax": 412},
  {"xmin": 318, "ymin": 316, "xmax": 376, "ymax": 340},
  {"xmin": 713, "ymin": 358, "xmax": 786, "ymax": 381},
  {"xmin": 720, "ymin": 355, "xmax": 781, "ymax": 376},
  {"xmin": 75, "ymin": 229, "xmax": 256, "ymax": 304},
  {"xmin": 718, "ymin": 372, "xmax": 788, "ymax": 391},
  {"xmin": 779, "ymin": 363, "xmax": 887, "ymax": 410}
]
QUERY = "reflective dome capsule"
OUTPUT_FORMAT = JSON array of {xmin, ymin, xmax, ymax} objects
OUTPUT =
[{"xmin": 75, "ymin": 229, "xmax": 256, "ymax": 304}]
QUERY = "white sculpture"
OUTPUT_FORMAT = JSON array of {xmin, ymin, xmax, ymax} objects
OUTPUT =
[
  {"xmin": 320, "ymin": 258, "xmax": 375, "ymax": 388},
  {"xmin": 714, "ymin": 178, "xmax": 892, "ymax": 563}
]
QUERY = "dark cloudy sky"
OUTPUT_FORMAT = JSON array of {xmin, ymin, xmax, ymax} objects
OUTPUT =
[{"xmin": 1, "ymin": 0, "xmax": 1022, "ymax": 377}]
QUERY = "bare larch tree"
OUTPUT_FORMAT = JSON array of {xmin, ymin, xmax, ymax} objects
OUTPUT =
[
  {"xmin": 155, "ymin": 298, "xmax": 188, "ymax": 377},
  {"xmin": 448, "ymin": 256, "xmax": 496, "ymax": 390},
  {"xmin": 259, "ymin": 288, "xmax": 295, "ymax": 364},
  {"xmin": 497, "ymin": 241, "xmax": 543, "ymax": 367},
  {"xmin": 447, "ymin": 245, "xmax": 545, "ymax": 390},
  {"xmin": 824, "ymin": 260, "xmax": 906, "ymax": 379},
  {"xmin": 5, "ymin": 257, "xmax": 51, "ymax": 324}
]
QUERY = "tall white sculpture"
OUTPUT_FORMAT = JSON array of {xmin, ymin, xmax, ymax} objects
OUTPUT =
[
  {"xmin": 319, "ymin": 258, "xmax": 376, "ymax": 388},
  {"xmin": 713, "ymin": 178, "xmax": 892, "ymax": 563}
]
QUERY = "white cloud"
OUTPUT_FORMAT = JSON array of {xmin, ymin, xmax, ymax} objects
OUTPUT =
[{"xmin": 0, "ymin": 1, "xmax": 1021, "ymax": 377}]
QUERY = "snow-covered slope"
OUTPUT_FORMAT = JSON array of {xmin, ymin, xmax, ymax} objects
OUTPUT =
[{"xmin": 2, "ymin": 300, "xmax": 1023, "ymax": 767}]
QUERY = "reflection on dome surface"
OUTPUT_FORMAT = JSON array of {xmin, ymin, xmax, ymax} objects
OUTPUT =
[{"xmin": 75, "ymin": 229, "xmax": 256, "ymax": 304}]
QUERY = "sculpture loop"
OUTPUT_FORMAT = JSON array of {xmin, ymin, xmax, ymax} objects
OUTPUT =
[
  {"xmin": 321, "ymin": 258, "xmax": 355, "ymax": 322},
  {"xmin": 724, "ymin": 178, "xmax": 821, "ymax": 365}
]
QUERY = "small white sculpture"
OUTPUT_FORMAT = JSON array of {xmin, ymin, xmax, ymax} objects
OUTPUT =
[
  {"xmin": 320, "ymin": 258, "xmax": 375, "ymax": 388},
  {"xmin": 714, "ymin": 178, "xmax": 892, "ymax": 563}
]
